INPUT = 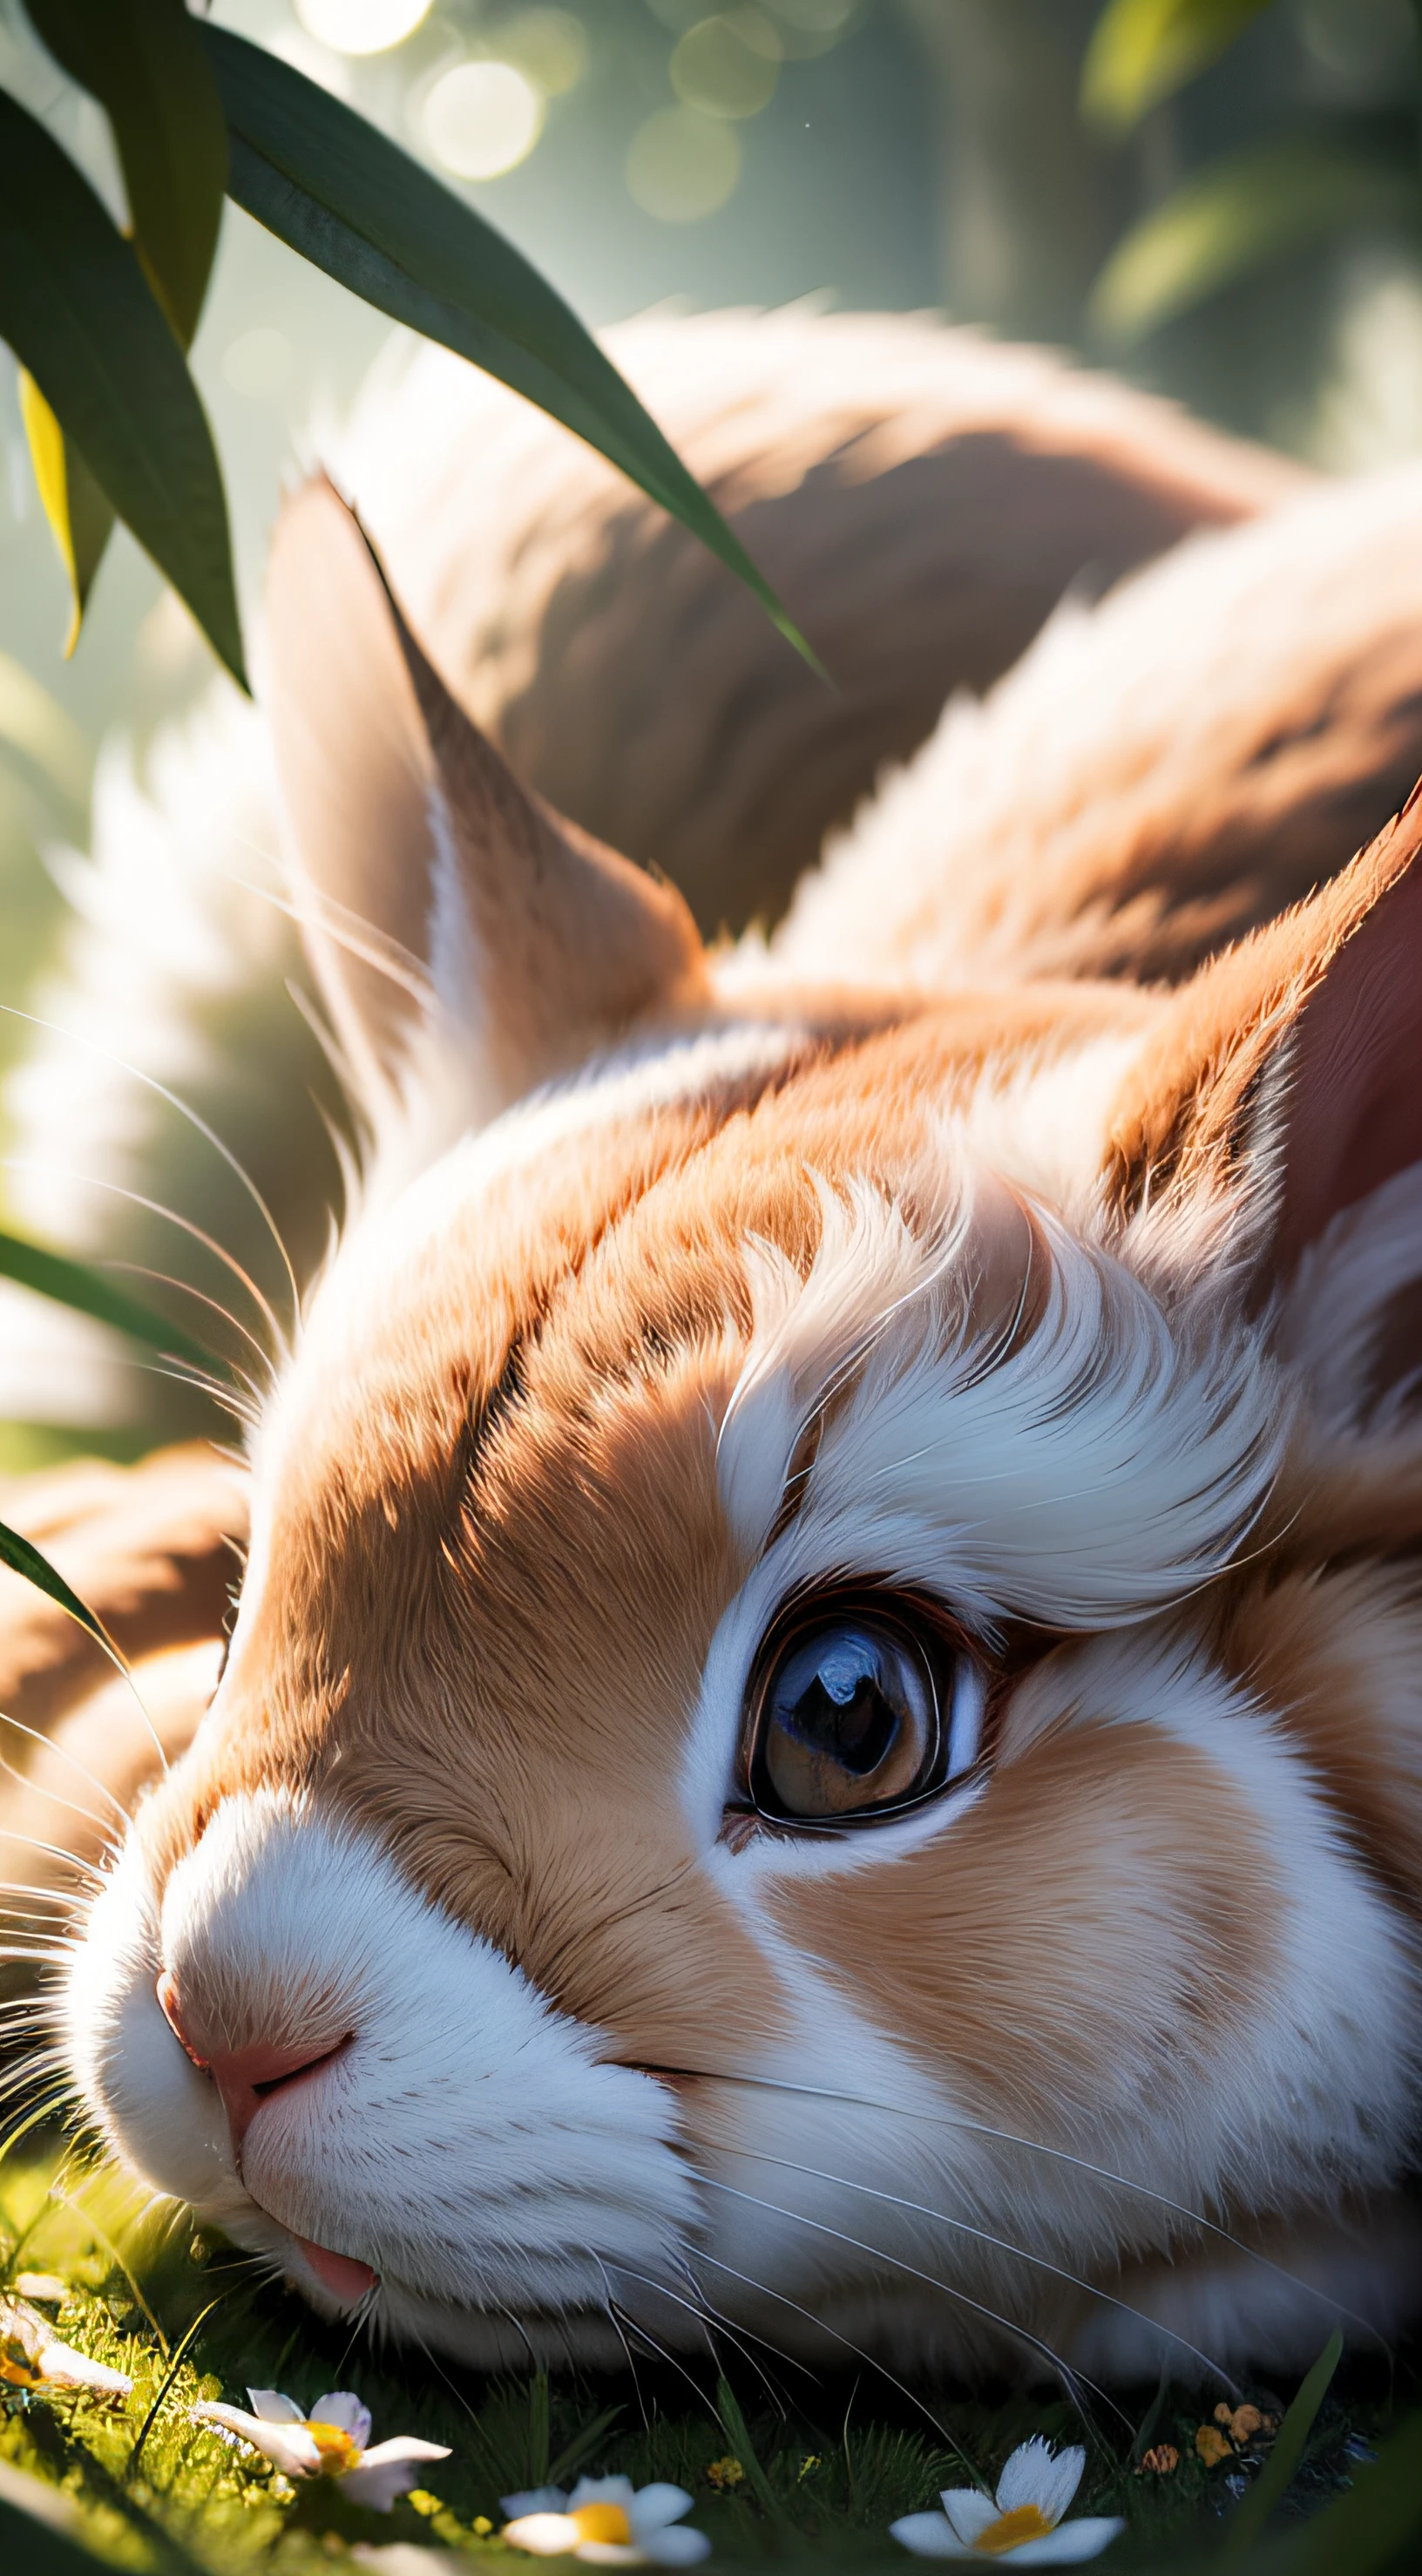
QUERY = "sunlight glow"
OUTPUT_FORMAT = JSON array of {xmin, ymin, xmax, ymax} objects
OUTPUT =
[{"xmin": 294, "ymin": 0, "xmax": 433, "ymax": 57}]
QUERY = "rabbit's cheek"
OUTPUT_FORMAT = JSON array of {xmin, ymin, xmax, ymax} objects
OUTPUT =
[
  {"xmin": 64, "ymin": 1789, "xmax": 701, "ymax": 2341},
  {"xmin": 772, "ymin": 1634, "xmax": 1417, "ymax": 2210}
]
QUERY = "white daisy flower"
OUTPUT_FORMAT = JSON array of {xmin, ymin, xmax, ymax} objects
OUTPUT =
[
  {"xmin": 890, "ymin": 2438, "xmax": 1124, "ymax": 2563},
  {"xmin": 0, "ymin": 2294, "xmax": 132, "ymax": 2397},
  {"xmin": 501, "ymin": 2473, "xmax": 712, "ymax": 2563},
  {"xmin": 192, "ymin": 2386, "xmax": 450, "ymax": 2511}
]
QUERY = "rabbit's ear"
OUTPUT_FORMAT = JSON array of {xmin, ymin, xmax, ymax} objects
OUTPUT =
[
  {"xmin": 1105, "ymin": 784, "xmax": 1422, "ymax": 1291},
  {"xmin": 264, "ymin": 474, "xmax": 708, "ymax": 1113}
]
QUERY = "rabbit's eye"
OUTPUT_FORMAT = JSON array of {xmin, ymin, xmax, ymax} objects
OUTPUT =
[{"xmin": 741, "ymin": 1590, "xmax": 985, "ymax": 1829}]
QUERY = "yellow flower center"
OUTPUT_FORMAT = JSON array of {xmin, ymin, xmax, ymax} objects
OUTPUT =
[
  {"xmin": 570, "ymin": 2503, "xmax": 633, "ymax": 2545},
  {"xmin": 975, "ymin": 2503, "xmax": 1057, "ymax": 2555},
  {"xmin": 305, "ymin": 2421, "xmax": 361, "ymax": 2472}
]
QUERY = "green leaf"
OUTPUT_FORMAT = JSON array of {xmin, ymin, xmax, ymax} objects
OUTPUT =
[
  {"xmin": 0, "ymin": 1224, "xmax": 224, "ymax": 1378},
  {"xmin": 24, "ymin": 0, "xmax": 227, "ymax": 347},
  {"xmin": 200, "ymin": 25, "xmax": 820, "ymax": 674},
  {"xmin": 1221, "ymin": 2329, "xmax": 1341, "ymax": 2556},
  {"xmin": 1255, "ymin": 2414, "xmax": 1422, "ymax": 2576},
  {"xmin": 0, "ymin": 1513, "xmax": 110, "ymax": 1653},
  {"xmin": 1089, "ymin": 139, "xmax": 1418, "ymax": 341},
  {"xmin": 0, "ymin": 90, "xmax": 247, "ymax": 688},
  {"xmin": 17, "ymin": 367, "xmax": 115, "ymax": 658},
  {"xmin": 1082, "ymin": 0, "xmax": 1281, "ymax": 131},
  {"xmin": 714, "ymin": 2378, "xmax": 785, "ymax": 2521}
]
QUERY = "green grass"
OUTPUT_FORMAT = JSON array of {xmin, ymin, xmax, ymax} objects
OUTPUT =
[{"xmin": 1, "ymin": 2144, "xmax": 1419, "ymax": 2573}]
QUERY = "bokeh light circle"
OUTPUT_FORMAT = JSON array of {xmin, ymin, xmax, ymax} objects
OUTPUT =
[
  {"xmin": 626, "ymin": 109, "xmax": 741, "ymax": 222},
  {"xmin": 423, "ymin": 61, "xmax": 545, "ymax": 180},
  {"xmin": 295, "ymin": 0, "xmax": 433, "ymax": 56},
  {"xmin": 671, "ymin": 16, "xmax": 780, "ymax": 119}
]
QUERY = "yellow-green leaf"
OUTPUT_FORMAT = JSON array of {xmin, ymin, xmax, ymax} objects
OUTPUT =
[
  {"xmin": 1089, "ymin": 139, "xmax": 1417, "ymax": 342},
  {"xmin": 17, "ymin": 367, "xmax": 115, "ymax": 658},
  {"xmin": 24, "ymin": 0, "xmax": 227, "ymax": 349},
  {"xmin": 1082, "ymin": 0, "xmax": 1280, "ymax": 132},
  {"xmin": 0, "ymin": 90, "xmax": 247, "ymax": 688}
]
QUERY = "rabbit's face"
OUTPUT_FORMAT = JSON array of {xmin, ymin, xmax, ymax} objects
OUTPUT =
[
  {"xmin": 65, "ymin": 1002, "xmax": 1419, "ymax": 2377},
  {"xmin": 61, "ymin": 489, "xmax": 1422, "ymax": 2380}
]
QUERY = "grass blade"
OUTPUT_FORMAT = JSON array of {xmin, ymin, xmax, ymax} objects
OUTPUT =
[
  {"xmin": 714, "ymin": 2378, "xmax": 783, "ymax": 2521},
  {"xmin": 0, "ymin": 91, "xmax": 245, "ymax": 688},
  {"xmin": 1256, "ymin": 2415, "xmax": 1422, "ymax": 2576},
  {"xmin": 0, "ymin": 1224, "xmax": 226, "ymax": 1376},
  {"xmin": 1221, "ymin": 2329, "xmax": 1341, "ymax": 2556},
  {"xmin": 201, "ymin": 25, "xmax": 820, "ymax": 674}
]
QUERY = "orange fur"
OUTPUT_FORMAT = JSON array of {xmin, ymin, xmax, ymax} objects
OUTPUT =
[{"xmin": 10, "ymin": 322, "xmax": 1422, "ymax": 2385}]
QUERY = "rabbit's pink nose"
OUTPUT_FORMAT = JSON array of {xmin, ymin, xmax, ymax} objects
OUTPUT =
[{"xmin": 156, "ymin": 1971, "xmax": 348, "ymax": 2153}]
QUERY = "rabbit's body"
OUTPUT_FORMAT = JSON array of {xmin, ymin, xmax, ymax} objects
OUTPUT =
[{"xmin": 12, "ymin": 315, "xmax": 1422, "ymax": 2384}]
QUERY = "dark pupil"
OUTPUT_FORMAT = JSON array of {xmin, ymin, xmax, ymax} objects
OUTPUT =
[
  {"xmin": 760, "ymin": 1617, "xmax": 932, "ymax": 1818},
  {"xmin": 781, "ymin": 1634, "xmax": 898, "ymax": 1773}
]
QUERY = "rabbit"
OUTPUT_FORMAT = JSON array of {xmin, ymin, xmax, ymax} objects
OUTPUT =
[
  {"xmin": 15, "ymin": 317, "xmax": 1422, "ymax": 2390},
  {"xmin": 0, "ymin": 308, "xmax": 1304, "ymax": 1454}
]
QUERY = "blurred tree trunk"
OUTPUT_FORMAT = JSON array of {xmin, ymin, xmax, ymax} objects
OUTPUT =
[{"xmin": 892, "ymin": 0, "xmax": 1130, "ymax": 342}]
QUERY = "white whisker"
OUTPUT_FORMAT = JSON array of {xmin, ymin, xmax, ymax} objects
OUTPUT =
[{"xmin": 0, "ymin": 1006, "xmax": 301, "ymax": 1335}]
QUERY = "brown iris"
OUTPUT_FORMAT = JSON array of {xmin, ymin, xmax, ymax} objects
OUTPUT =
[{"xmin": 742, "ymin": 1590, "xmax": 954, "ymax": 1827}]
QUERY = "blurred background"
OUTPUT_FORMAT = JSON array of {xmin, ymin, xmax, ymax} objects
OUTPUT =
[{"xmin": 3, "ymin": 0, "xmax": 1422, "ymax": 1467}]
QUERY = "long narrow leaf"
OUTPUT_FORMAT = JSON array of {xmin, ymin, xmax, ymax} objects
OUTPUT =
[
  {"xmin": 0, "ymin": 1515, "xmax": 109, "ymax": 1652},
  {"xmin": 19, "ymin": 1, "xmax": 227, "ymax": 648},
  {"xmin": 25, "ymin": 0, "xmax": 227, "ymax": 343},
  {"xmin": 17, "ymin": 368, "xmax": 114, "ymax": 657},
  {"xmin": 1256, "ymin": 2414, "xmax": 1422, "ymax": 2576},
  {"xmin": 1082, "ymin": 0, "xmax": 1280, "ymax": 131},
  {"xmin": 1221, "ymin": 2329, "xmax": 1341, "ymax": 2556},
  {"xmin": 0, "ymin": 1224, "xmax": 225, "ymax": 1377},
  {"xmin": 200, "ymin": 25, "xmax": 818, "ymax": 673},
  {"xmin": 1090, "ymin": 139, "xmax": 1418, "ymax": 341},
  {"xmin": 0, "ymin": 92, "xmax": 245, "ymax": 688}
]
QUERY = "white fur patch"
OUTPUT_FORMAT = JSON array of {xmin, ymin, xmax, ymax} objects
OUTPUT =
[
  {"xmin": 714, "ymin": 1169, "xmax": 1283, "ymax": 1638},
  {"xmin": 65, "ymin": 1793, "xmax": 698, "ymax": 2363},
  {"xmin": 683, "ymin": 1634, "xmax": 1420, "ymax": 2379},
  {"xmin": 1279, "ymin": 1160, "xmax": 1422, "ymax": 1435}
]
